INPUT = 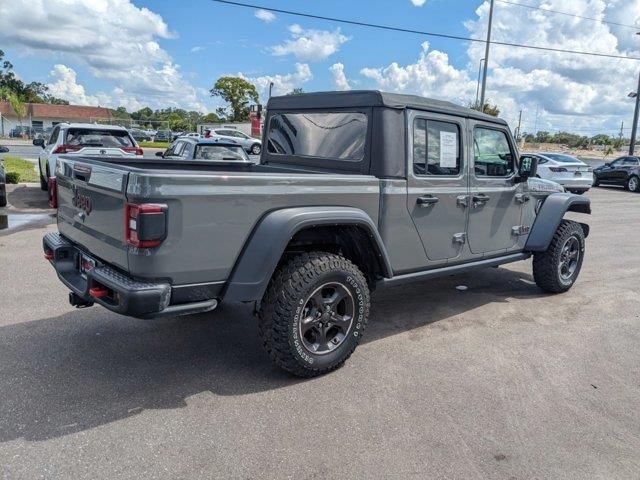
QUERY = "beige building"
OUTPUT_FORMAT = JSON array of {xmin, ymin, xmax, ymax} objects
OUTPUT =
[{"xmin": 0, "ymin": 102, "xmax": 112, "ymax": 136}]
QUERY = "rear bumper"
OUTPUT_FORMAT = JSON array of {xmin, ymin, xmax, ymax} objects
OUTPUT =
[
  {"xmin": 552, "ymin": 177, "xmax": 592, "ymax": 189},
  {"xmin": 43, "ymin": 232, "xmax": 219, "ymax": 319}
]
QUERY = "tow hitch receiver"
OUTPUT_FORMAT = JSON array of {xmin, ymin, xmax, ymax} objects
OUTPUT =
[{"xmin": 69, "ymin": 292, "xmax": 94, "ymax": 309}]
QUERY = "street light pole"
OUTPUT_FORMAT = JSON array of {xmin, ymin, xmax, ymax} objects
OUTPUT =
[
  {"xmin": 268, "ymin": 82, "xmax": 274, "ymax": 99},
  {"xmin": 475, "ymin": 58, "xmax": 485, "ymax": 108},
  {"xmin": 479, "ymin": 0, "xmax": 495, "ymax": 111},
  {"xmin": 630, "ymin": 70, "xmax": 640, "ymax": 156}
]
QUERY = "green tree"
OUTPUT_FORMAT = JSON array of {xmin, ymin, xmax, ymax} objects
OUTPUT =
[
  {"xmin": 210, "ymin": 76, "xmax": 259, "ymax": 122},
  {"xmin": 202, "ymin": 112, "xmax": 222, "ymax": 123},
  {"xmin": 0, "ymin": 86, "xmax": 26, "ymax": 126},
  {"xmin": 287, "ymin": 88, "xmax": 305, "ymax": 96},
  {"xmin": 469, "ymin": 100, "xmax": 500, "ymax": 117}
]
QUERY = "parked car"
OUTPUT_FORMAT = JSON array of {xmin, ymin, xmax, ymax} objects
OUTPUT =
[
  {"xmin": 520, "ymin": 152, "xmax": 592, "ymax": 194},
  {"xmin": 0, "ymin": 156, "xmax": 6, "ymax": 207},
  {"xmin": 43, "ymin": 91, "xmax": 591, "ymax": 377},
  {"xmin": 129, "ymin": 128, "xmax": 152, "ymax": 142},
  {"xmin": 153, "ymin": 130, "xmax": 172, "ymax": 142},
  {"xmin": 9, "ymin": 126, "xmax": 35, "ymax": 138},
  {"xmin": 204, "ymin": 127, "xmax": 262, "ymax": 155},
  {"xmin": 33, "ymin": 123, "xmax": 142, "ymax": 195},
  {"xmin": 181, "ymin": 132, "xmax": 201, "ymax": 139},
  {"xmin": 157, "ymin": 138, "xmax": 252, "ymax": 163},
  {"xmin": 592, "ymin": 156, "xmax": 640, "ymax": 192}
]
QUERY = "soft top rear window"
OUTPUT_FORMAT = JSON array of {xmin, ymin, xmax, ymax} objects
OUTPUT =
[
  {"xmin": 267, "ymin": 112, "xmax": 367, "ymax": 162},
  {"xmin": 66, "ymin": 128, "xmax": 134, "ymax": 148}
]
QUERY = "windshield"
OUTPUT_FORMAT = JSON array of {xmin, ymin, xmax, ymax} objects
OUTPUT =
[
  {"xmin": 66, "ymin": 128, "xmax": 134, "ymax": 148},
  {"xmin": 544, "ymin": 153, "xmax": 583, "ymax": 163},
  {"xmin": 194, "ymin": 144, "xmax": 249, "ymax": 161}
]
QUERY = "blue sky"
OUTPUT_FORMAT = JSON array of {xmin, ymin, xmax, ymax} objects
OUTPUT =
[{"xmin": 1, "ymin": 0, "xmax": 640, "ymax": 135}]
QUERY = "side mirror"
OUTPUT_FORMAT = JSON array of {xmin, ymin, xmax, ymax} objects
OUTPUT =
[
  {"xmin": 33, "ymin": 138, "xmax": 45, "ymax": 148},
  {"xmin": 604, "ymin": 162, "xmax": 611, "ymax": 167},
  {"xmin": 517, "ymin": 156, "xmax": 538, "ymax": 182},
  {"xmin": 155, "ymin": 151, "xmax": 165, "ymax": 157}
]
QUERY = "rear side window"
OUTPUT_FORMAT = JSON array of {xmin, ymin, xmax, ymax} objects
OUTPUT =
[
  {"xmin": 65, "ymin": 129, "xmax": 134, "ymax": 148},
  {"xmin": 473, "ymin": 128, "xmax": 515, "ymax": 177},
  {"xmin": 413, "ymin": 119, "xmax": 461, "ymax": 176},
  {"xmin": 267, "ymin": 112, "xmax": 367, "ymax": 162}
]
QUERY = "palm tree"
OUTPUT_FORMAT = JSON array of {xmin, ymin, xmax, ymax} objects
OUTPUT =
[{"xmin": 0, "ymin": 87, "xmax": 26, "ymax": 129}]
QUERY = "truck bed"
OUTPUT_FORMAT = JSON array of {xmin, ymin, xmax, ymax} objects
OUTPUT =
[{"xmin": 54, "ymin": 155, "xmax": 381, "ymax": 288}]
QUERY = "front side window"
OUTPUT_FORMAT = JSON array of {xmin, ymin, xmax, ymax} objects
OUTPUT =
[
  {"xmin": 267, "ymin": 112, "xmax": 367, "ymax": 162},
  {"xmin": 473, "ymin": 128, "xmax": 514, "ymax": 177},
  {"xmin": 623, "ymin": 158, "xmax": 639, "ymax": 166},
  {"xmin": 413, "ymin": 119, "xmax": 461, "ymax": 176}
]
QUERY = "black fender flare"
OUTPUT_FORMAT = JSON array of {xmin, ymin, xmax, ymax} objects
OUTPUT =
[
  {"xmin": 224, "ymin": 207, "xmax": 393, "ymax": 303},
  {"xmin": 525, "ymin": 192, "xmax": 591, "ymax": 252}
]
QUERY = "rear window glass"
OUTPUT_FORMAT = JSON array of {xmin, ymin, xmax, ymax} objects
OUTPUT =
[
  {"xmin": 66, "ymin": 129, "xmax": 134, "ymax": 148},
  {"xmin": 267, "ymin": 112, "xmax": 367, "ymax": 162},
  {"xmin": 543, "ymin": 153, "xmax": 581, "ymax": 163},
  {"xmin": 195, "ymin": 145, "xmax": 249, "ymax": 161}
]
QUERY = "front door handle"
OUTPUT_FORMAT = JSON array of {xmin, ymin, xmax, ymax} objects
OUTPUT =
[
  {"xmin": 416, "ymin": 195, "xmax": 439, "ymax": 207},
  {"xmin": 472, "ymin": 193, "xmax": 491, "ymax": 208}
]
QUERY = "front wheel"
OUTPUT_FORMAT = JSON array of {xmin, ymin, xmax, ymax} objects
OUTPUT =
[
  {"xmin": 258, "ymin": 252, "xmax": 370, "ymax": 377},
  {"xmin": 626, "ymin": 175, "xmax": 639, "ymax": 192},
  {"xmin": 250, "ymin": 143, "xmax": 261, "ymax": 155},
  {"xmin": 592, "ymin": 173, "xmax": 599, "ymax": 187},
  {"xmin": 533, "ymin": 220, "xmax": 585, "ymax": 293}
]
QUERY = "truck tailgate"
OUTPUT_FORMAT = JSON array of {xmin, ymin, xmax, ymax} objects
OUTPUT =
[{"xmin": 56, "ymin": 157, "xmax": 129, "ymax": 271}]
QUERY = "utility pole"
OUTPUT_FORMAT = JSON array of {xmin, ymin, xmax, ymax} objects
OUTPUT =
[
  {"xmin": 516, "ymin": 109, "xmax": 523, "ymax": 145},
  {"xmin": 630, "ymin": 70, "xmax": 640, "ymax": 155},
  {"xmin": 619, "ymin": 121, "xmax": 624, "ymax": 146},
  {"xmin": 479, "ymin": 0, "xmax": 495, "ymax": 110}
]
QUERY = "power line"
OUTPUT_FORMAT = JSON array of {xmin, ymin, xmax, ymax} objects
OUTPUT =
[
  {"xmin": 495, "ymin": 0, "xmax": 640, "ymax": 31},
  {"xmin": 212, "ymin": 0, "xmax": 640, "ymax": 61}
]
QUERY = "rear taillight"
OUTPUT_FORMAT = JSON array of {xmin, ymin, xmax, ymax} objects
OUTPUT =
[
  {"xmin": 125, "ymin": 203, "xmax": 167, "ymax": 248},
  {"xmin": 122, "ymin": 147, "xmax": 144, "ymax": 156},
  {"xmin": 549, "ymin": 167, "xmax": 568, "ymax": 173},
  {"xmin": 52, "ymin": 144, "xmax": 82, "ymax": 154},
  {"xmin": 48, "ymin": 177, "xmax": 58, "ymax": 208}
]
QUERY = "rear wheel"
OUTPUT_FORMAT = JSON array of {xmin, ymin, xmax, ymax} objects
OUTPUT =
[
  {"xmin": 0, "ymin": 186, "xmax": 6, "ymax": 208},
  {"xmin": 626, "ymin": 175, "xmax": 639, "ymax": 192},
  {"xmin": 258, "ymin": 252, "xmax": 370, "ymax": 377},
  {"xmin": 533, "ymin": 220, "xmax": 585, "ymax": 293},
  {"xmin": 39, "ymin": 161, "xmax": 48, "ymax": 191}
]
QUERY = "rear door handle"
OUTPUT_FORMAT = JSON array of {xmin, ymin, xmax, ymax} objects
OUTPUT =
[
  {"xmin": 416, "ymin": 195, "xmax": 439, "ymax": 207},
  {"xmin": 472, "ymin": 193, "xmax": 491, "ymax": 207}
]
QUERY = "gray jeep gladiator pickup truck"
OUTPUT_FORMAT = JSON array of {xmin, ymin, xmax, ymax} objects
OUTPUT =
[{"xmin": 44, "ymin": 91, "xmax": 590, "ymax": 377}]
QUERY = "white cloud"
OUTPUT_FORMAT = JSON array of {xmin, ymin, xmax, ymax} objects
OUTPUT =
[
  {"xmin": 190, "ymin": 46, "xmax": 204, "ymax": 53},
  {"xmin": 271, "ymin": 24, "xmax": 350, "ymax": 62},
  {"xmin": 329, "ymin": 63, "xmax": 351, "ymax": 91},
  {"xmin": 243, "ymin": 63, "xmax": 313, "ymax": 100},
  {"xmin": 46, "ymin": 64, "xmax": 100, "ymax": 106},
  {"xmin": 359, "ymin": 0, "xmax": 640, "ymax": 133},
  {"xmin": 0, "ymin": 0, "xmax": 208, "ymax": 112},
  {"xmin": 410, "ymin": 0, "xmax": 427, "ymax": 6},
  {"xmin": 361, "ymin": 42, "xmax": 477, "ymax": 105},
  {"xmin": 255, "ymin": 9, "xmax": 276, "ymax": 23}
]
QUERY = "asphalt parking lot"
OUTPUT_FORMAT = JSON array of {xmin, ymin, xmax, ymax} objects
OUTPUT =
[{"xmin": 1, "ymin": 186, "xmax": 639, "ymax": 479}]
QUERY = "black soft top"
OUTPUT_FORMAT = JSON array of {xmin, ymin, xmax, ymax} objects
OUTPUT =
[{"xmin": 267, "ymin": 90, "xmax": 507, "ymax": 125}]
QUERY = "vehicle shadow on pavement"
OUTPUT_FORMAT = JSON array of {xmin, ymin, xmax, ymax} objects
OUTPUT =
[{"xmin": 0, "ymin": 266, "xmax": 544, "ymax": 442}]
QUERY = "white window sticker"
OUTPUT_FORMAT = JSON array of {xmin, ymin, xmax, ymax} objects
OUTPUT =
[{"xmin": 440, "ymin": 131, "xmax": 457, "ymax": 168}]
